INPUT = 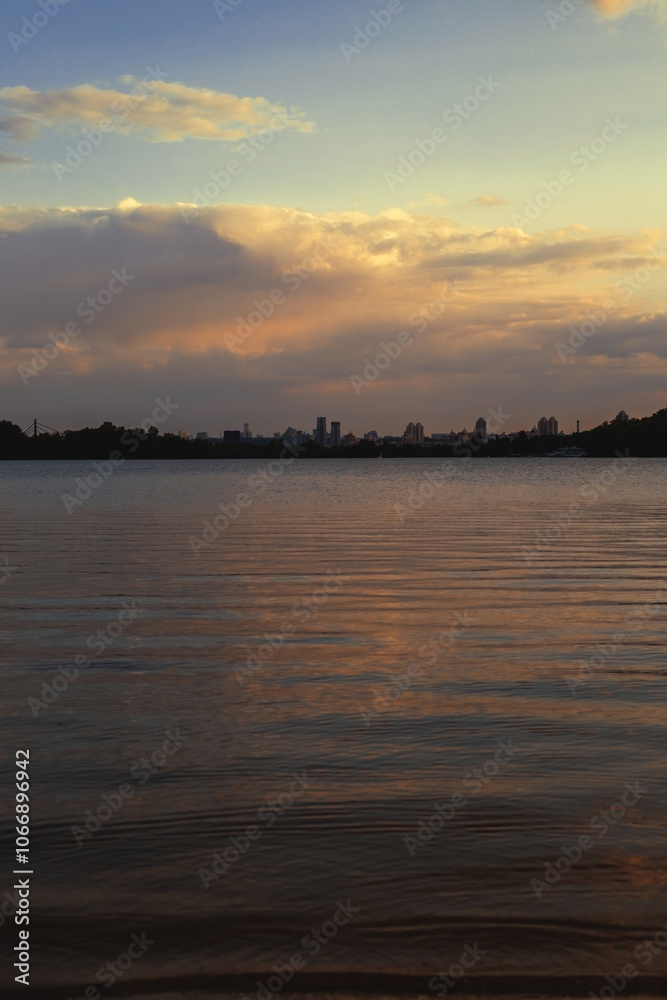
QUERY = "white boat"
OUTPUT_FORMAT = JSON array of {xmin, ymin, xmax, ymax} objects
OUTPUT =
[{"xmin": 546, "ymin": 446, "xmax": 588, "ymax": 457}]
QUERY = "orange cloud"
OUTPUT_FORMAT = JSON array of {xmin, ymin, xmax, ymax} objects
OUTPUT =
[
  {"xmin": 592, "ymin": 0, "xmax": 667, "ymax": 17},
  {"xmin": 469, "ymin": 195, "xmax": 510, "ymax": 208}
]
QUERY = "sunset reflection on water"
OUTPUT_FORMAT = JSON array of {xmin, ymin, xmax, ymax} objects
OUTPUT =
[{"xmin": 2, "ymin": 458, "xmax": 667, "ymax": 997}]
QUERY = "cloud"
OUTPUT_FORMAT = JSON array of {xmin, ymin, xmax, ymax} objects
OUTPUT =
[
  {"xmin": 591, "ymin": 0, "xmax": 667, "ymax": 19},
  {"xmin": 469, "ymin": 195, "xmax": 510, "ymax": 208},
  {"xmin": 117, "ymin": 197, "xmax": 143, "ymax": 211},
  {"xmin": 0, "ymin": 116, "xmax": 39, "ymax": 142},
  {"xmin": 0, "ymin": 151, "xmax": 33, "ymax": 169},
  {"xmin": 0, "ymin": 203, "xmax": 664, "ymax": 432},
  {"xmin": 407, "ymin": 195, "xmax": 450, "ymax": 211},
  {"xmin": 0, "ymin": 79, "xmax": 315, "ymax": 144}
]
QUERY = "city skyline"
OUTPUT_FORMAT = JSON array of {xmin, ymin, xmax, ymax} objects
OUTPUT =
[{"xmin": 30, "ymin": 405, "xmax": 629, "ymax": 443}]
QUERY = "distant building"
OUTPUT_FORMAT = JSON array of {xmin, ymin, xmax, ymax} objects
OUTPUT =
[
  {"xmin": 403, "ymin": 422, "xmax": 415, "ymax": 443},
  {"xmin": 415, "ymin": 422, "xmax": 424, "ymax": 444},
  {"xmin": 475, "ymin": 417, "xmax": 488, "ymax": 443},
  {"xmin": 242, "ymin": 423, "xmax": 252, "ymax": 440},
  {"xmin": 196, "ymin": 432, "xmax": 209, "ymax": 440},
  {"xmin": 537, "ymin": 416, "xmax": 558, "ymax": 436},
  {"xmin": 616, "ymin": 410, "xmax": 629, "ymax": 422},
  {"xmin": 315, "ymin": 416, "xmax": 327, "ymax": 447},
  {"xmin": 223, "ymin": 430, "xmax": 241, "ymax": 443},
  {"xmin": 343, "ymin": 431, "xmax": 356, "ymax": 446},
  {"xmin": 364, "ymin": 430, "xmax": 379, "ymax": 441},
  {"xmin": 282, "ymin": 427, "xmax": 311, "ymax": 449},
  {"xmin": 330, "ymin": 421, "xmax": 341, "ymax": 447}
]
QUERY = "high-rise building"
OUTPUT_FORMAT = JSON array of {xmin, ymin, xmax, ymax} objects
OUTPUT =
[
  {"xmin": 547, "ymin": 416, "xmax": 558, "ymax": 436},
  {"xmin": 315, "ymin": 416, "xmax": 327, "ymax": 447},
  {"xmin": 282, "ymin": 427, "xmax": 311, "ymax": 450},
  {"xmin": 616, "ymin": 410, "xmax": 629, "ymax": 422},
  {"xmin": 537, "ymin": 417, "xmax": 548, "ymax": 436},
  {"xmin": 330, "ymin": 421, "xmax": 341, "ymax": 447},
  {"xmin": 404, "ymin": 422, "xmax": 415, "ymax": 443},
  {"xmin": 475, "ymin": 417, "xmax": 487, "ymax": 442},
  {"xmin": 415, "ymin": 422, "xmax": 424, "ymax": 444},
  {"xmin": 242, "ymin": 423, "xmax": 251, "ymax": 440}
]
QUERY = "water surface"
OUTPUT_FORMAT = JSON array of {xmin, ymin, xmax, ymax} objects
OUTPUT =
[{"xmin": 2, "ymin": 458, "xmax": 667, "ymax": 998}]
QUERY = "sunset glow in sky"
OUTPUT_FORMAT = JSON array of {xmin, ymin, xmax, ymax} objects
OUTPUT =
[{"xmin": 1, "ymin": 0, "xmax": 666, "ymax": 435}]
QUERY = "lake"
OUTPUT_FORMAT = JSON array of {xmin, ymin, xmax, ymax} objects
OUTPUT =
[{"xmin": 2, "ymin": 458, "xmax": 667, "ymax": 1000}]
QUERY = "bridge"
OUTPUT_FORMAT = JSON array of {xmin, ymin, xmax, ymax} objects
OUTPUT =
[{"xmin": 22, "ymin": 419, "xmax": 59, "ymax": 437}]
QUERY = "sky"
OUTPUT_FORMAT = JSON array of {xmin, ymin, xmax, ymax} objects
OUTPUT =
[{"xmin": 1, "ymin": 0, "xmax": 666, "ymax": 437}]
